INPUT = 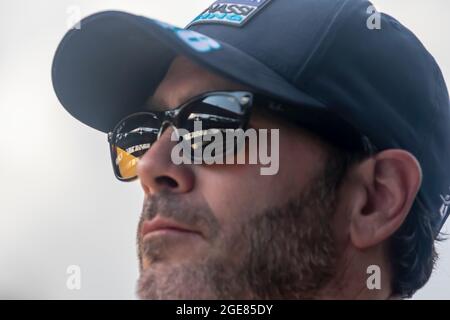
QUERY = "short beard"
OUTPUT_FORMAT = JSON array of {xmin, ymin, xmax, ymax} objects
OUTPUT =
[{"xmin": 137, "ymin": 158, "xmax": 345, "ymax": 300}]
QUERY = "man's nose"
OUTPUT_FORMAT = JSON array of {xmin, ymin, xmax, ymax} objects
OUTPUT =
[{"xmin": 136, "ymin": 127, "xmax": 195, "ymax": 195}]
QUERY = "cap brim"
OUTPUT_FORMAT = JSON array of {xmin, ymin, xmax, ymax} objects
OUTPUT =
[{"xmin": 52, "ymin": 10, "xmax": 327, "ymax": 133}]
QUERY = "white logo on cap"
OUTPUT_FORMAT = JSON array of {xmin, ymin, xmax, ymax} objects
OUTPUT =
[
  {"xmin": 176, "ymin": 30, "xmax": 221, "ymax": 52},
  {"xmin": 155, "ymin": 20, "xmax": 221, "ymax": 53},
  {"xmin": 187, "ymin": 0, "xmax": 273, "ymax": 28}
]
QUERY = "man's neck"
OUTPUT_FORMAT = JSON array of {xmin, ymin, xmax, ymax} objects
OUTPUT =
[{"xmin": 317, "ymin": 245, "xmax": 393, "ymax": 299}]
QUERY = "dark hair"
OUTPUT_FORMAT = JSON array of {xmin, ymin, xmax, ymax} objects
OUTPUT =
[
  {"xmin": 389, "ymin": 198, "xmax": 440, "ymax": 298},
  {"xmin": 328, "ymin": 138, "xmax": 439, "ymax": 298}
]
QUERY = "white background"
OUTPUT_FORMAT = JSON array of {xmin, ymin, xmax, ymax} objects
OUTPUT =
[{"xmin": 0, "ymin": 0, "xmax": 449, "ymax": 299}]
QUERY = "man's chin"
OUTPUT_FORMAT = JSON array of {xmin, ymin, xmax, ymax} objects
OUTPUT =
[{"xmin": 137, "ymin": 261, "xmax": 223, "ymax": 300}]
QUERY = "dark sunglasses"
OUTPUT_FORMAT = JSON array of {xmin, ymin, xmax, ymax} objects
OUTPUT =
[
  {"xmin": 108, "ymin": 91, "xmax": 373, "ymax": 182},
  {"xmin": 108, "ymin": 91, "xmax": 263, "ymax": 181}
]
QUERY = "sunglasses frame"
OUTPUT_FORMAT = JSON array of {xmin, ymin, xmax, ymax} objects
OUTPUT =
[{"xmin": 108, "ymin": 91, "xmax": 255, "ymax": 182}]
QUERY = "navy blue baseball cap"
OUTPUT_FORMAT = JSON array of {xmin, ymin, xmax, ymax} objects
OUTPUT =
[{"xmin": 52, "ymin": 0, "xmax": 450, "ymax": 235}]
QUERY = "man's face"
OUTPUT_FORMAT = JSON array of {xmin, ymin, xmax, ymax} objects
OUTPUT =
[{"xmin": 136, "ymin": 56, "xmax": 343, "ymax": 299}]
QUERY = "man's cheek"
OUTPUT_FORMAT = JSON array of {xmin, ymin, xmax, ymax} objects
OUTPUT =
[
  {"xmin": 200, "ymin": 185, "xmax": 258, "ymax": 225},
  {"xmin": 212, "ymin": 219, "xmax": 250, "ymax": 264}
]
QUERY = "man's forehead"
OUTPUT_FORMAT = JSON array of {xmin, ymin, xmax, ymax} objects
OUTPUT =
[{"xmin": 148, "ymin": 56, "xmax": 247, "ymax": 109}]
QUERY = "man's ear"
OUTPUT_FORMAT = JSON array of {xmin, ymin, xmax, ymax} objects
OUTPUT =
[{"xmin": 349, "ymin": 150, "xmax": 422, "ymax": 249}]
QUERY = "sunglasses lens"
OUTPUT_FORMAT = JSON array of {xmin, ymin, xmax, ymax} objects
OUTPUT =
[
  {"xmin": 110, "ymin": 113, "xmax": 160, "ymax": 180},
  {"xmin": 183, "ymin": 95, "xmax": 245, "ymax": 130},
  {"xmin": 180, "ymin": 94, "xmax": 248, "ymax": 161}
]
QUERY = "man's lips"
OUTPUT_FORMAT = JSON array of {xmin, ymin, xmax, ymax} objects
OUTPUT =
[{"xmin": 141, "ymin": 216, "xmax": 202, "ymax": 239}]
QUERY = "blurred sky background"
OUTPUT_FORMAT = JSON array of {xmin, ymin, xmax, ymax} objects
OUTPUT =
[{"xmin": 0, "ymin": 0, "xmax": 449, "ymax": 299}]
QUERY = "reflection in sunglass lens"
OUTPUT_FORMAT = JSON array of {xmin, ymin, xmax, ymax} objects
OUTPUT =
[
  {"xmin": 111, "ymin": 114, "xmax": 160, "ymax": 180},
  {"xmin": 109, "ymin": 93, "xmax": 251, "ymax": 180},
  {"xmin": 180, "ymin": 95, "xmax": 245, "ymax": 161}
]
